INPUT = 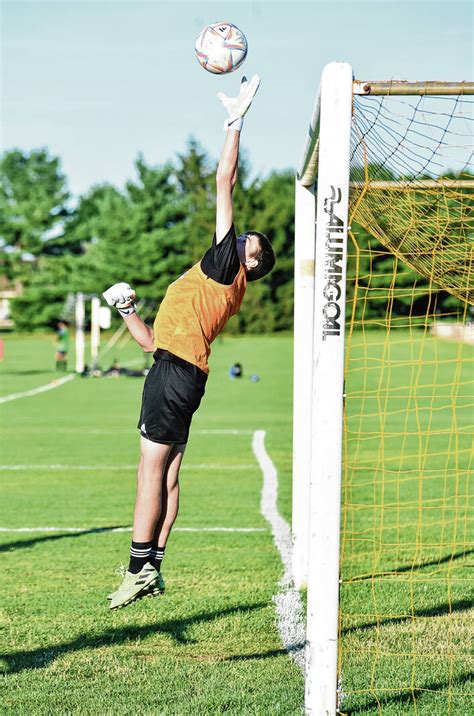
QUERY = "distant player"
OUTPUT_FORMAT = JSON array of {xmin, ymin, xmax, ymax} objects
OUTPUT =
[
  {"xmin": 103, "ymin": 76, "xmax": 275, "ymax": 609},
  {"xmin": 229, "ymin": 362, "xmax": 243, "ymax": 379},
  {"xmin": 55, "ymin": 320, "xmax": 70, "ymax": 372}
]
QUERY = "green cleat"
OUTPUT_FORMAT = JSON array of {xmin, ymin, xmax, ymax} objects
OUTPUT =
[
  {"xmin": 107, "ymin": 567, "xmax": 165, "ymax": 600},
  {"xmin": 107, "ymin": 565, "xmax": 126, "ymax": 600},
  {"xmin": 146, "ymin": 571, "xmax": 165, "ymax": 597},
  {"xmin": 109, "ymin": 563, "xmax": 159, "ymax": 609}
]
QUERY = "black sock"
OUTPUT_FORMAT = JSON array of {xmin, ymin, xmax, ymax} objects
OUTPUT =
[
  {"xmin": 150, "ymin": 545, "xmax": 165, "ymax": 572},
  {"xmin": 128, "ymin": 541, "xmax": 152, "ymax": 574}
]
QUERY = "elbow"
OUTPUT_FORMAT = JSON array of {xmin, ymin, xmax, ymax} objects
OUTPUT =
[
  {"xmin": 142, "ymin": 330, "xmax": 155, "ymax": 353},
  {"xmin": 216, "ymin": 172, "xmax": 232, "ymax": 188}
]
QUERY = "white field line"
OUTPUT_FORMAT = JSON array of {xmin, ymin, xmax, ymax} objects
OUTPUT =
[
  {"xmin": 0, "ymin": 428, "xmax": 253, "ymax": 436},
  {"xmin": 252, "ymin": 430, "xmax": 306, "ymax": 670},
  {"xmin": 0, "ymin": 463, "xmax": 255, "ymax": 471},
  {"xmin": 0, "ymin": 374, "xmax": 75, "ymax": 404},
  {"xmin": 0, "ymin": 526, "xmax": 265, "ymax": 534}
]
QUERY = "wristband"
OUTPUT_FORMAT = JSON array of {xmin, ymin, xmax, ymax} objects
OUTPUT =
[
  {"xmin": 224, "ymin": 116, "xmax": 244, "ymax": 132},
  {"xmin": 117, "ymin": 303, "xmax": 136, "ymax": 317}
]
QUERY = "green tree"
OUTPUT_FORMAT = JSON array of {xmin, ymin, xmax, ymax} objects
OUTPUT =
[
  {"xmin": 11, "ymin": 254, "xmax": 79, "ymax": 330},
  {"xmin": 175, "ymin": 138, "xmax": 216, "ymax": 264},
  {"xmin": 71, "ymin": 156, "xmax": 191, "ymax": 308},
  {"xmin": 0, "ymin": 148, "xmax": 71, "ymax": 279}
]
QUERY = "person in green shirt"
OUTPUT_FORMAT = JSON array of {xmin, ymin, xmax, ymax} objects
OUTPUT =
[{"xmin": 55, "ymin": 320, "xmax": 70, "ymax": 372}]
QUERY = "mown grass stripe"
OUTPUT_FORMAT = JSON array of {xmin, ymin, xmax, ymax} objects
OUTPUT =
[
  {"xmin": 0, "ymin": 463, "xmax": 256, "ymax": 471},
  {"xmin": 0, "ymin": 526, "xmax": 266, "ymax": 534}
]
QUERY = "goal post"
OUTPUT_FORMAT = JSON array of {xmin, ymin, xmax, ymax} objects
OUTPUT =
[
  {"xmin": 75, "ymin": 292, "xmax": 85, "ymax": 374},
  {"xmin": 295, "ymin": 60, "xmax": 353, "ymax": 715},
  {"xmin": 294, "ymin": 63, "xmax": 473, "ymax": 714},
  {"xmin": 74, "ymin": 293, "xmax": 111, "ymax": 373},
  {"xmin": 90, "ymin": 296, "xmax": 101, "ymax": 369}
]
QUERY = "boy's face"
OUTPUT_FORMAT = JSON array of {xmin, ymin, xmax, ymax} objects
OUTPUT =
[{"xmin": 237, "ymin": 233, "xmax": 259, "ymax": 269}]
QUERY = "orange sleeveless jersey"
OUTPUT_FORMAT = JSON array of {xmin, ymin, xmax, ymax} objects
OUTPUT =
[{"xmin": 153, "ymin": 262, "xmax": 247, "ymax": 374}]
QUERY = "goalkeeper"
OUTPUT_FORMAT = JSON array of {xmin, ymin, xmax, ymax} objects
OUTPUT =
[{"xmin": 103, "ymin": 76, "xmax": 275, "ymax": 609}]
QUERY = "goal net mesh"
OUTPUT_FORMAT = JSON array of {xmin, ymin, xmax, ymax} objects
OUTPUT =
[{"xmin": 338, "ymin": 91, "xmax": 473, "ymax": 713}]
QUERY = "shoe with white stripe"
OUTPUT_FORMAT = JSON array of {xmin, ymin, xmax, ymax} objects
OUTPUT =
[{"xmin": 109, "ymin": 563, "xmax": 159, "ymax": 609}]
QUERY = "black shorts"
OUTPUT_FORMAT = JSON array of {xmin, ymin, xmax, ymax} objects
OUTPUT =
[{"xmin": 137, "ymin": 349, "xmax": 207, "ymax": 445}]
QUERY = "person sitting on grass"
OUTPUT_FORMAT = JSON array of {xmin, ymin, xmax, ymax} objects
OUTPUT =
[{"xmin": 103, "ymin": 75, "xmax": 275, "ymax": 610}]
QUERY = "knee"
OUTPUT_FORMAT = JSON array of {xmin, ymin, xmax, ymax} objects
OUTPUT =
[{"xmin": 137, "ymin": 457, "xmax": 164, "ymax": 483}]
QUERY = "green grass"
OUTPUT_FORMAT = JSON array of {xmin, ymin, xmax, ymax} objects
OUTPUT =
[
  {"xmin": 0, "ymin": 331, "xmax": 472, "ymax": 714},
  {"xmin": 0, "ymin": 332, "xmax": 302, "ymax": 715}
]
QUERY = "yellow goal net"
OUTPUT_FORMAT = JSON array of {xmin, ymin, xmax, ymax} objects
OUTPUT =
[{"xmin": 339, "ymin": 85, "xmax": 473, "ymax": 713}]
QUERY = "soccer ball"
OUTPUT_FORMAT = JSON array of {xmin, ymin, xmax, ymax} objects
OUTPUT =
[{"xmin": 195, "ymin": 22, "xmax": 247, "ymax": 75}]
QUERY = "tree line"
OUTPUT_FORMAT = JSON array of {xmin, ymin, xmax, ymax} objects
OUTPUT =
[
  {"xmin": 0, "ymin": 143, "xmax": 294, "ymax": 332},
  {"xmin": 0, "ymin": 144, "xmax": 468, "ymax": 333}
]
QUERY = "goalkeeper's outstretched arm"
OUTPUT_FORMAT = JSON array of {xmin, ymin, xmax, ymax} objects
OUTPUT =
[
  {"xmin": 215, "ymin": 74, "xmax": 260, "ymax": 244},
  {"xmin": 103, "ymin": 282, "xmax": 154, "ymax": 352},
  {"xmin": 215, "ymin": 130, "xmax": 240, "ymax": 243}
]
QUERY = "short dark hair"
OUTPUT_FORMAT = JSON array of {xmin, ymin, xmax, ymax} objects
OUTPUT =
[{"xmin": 245, "ymin": 231, "xmax": 275, "ymax": 282}]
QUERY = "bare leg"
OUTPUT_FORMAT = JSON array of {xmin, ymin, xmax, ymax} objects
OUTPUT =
[
  {"xmin": 153, "ymin": 443, "xmax": 186, "ymax": 548},
  {"xmin": 132, "ymin": 436, "xmax": 172, "ymax": 542}
]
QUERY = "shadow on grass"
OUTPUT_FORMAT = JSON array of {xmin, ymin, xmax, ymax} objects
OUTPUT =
[
  {"xmin": 224, "ymin": 643, "xmax": 305, "ymax": 662},
  {"xmin": 0, "ymin": 602, "xmax": 268, "ymax": 675},
  {"xmin": 0, "ymin": 527, "xmax": 128, "ymax": 553},
  {"xmin": 342, "ymin": 598, "xmax": 472, "ymax": 634},
  {"xmin": 349, "ymin": 548, "xmax": 474, "ymax": 582},
  {"xmin": 342, "ymin": 671, "xmax": 472, "ymax": 714}
]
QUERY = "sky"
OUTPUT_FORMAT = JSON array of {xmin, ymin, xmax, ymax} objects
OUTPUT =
[{"xmin": 2, "ymin": 0, "xmax": 472, "ymax": 197}]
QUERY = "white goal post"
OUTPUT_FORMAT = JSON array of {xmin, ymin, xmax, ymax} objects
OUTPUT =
[
  {"xmin": 293, "ymin": 61, "xmax": 353, "ymax": 715},
  {"xmin": 74, "ymin": 293, "xmax": 111, "ymax": 373}
]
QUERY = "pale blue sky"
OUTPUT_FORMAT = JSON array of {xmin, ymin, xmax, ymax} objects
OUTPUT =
[{"xmin": 2, "ymin": 0, "xmax": 472, "ymax": 197}]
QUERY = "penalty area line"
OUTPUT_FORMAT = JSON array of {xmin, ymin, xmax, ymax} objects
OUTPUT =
[
  {"xmin": 252, "ymin": 429, "xmax": 306, "ymax": 671},
  {"xmin": 0, "ymin": 374, "xmax": 75, "ymax": 404}
]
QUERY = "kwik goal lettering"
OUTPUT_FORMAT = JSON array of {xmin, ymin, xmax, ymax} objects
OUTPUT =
[{"xmin": 322, "ymin": 185, "xmax": 345, "ymax": 340}]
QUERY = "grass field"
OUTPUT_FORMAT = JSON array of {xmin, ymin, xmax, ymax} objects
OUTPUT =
[
  {"xmin": 0, "ymin": 331, "xmax": 472, "ymax": 714},
  {"xmin": 0, "ymin": 332, "xmax": 302, "ymax": 715}
]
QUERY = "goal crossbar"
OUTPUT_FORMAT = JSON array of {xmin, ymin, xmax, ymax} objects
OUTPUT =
[{"xmin": 353, "ymin": 79, "xmax": 474, "ymax": 96}]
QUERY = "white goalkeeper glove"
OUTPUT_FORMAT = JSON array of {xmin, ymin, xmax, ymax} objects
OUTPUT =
[
  {"xmin": 217, "ymin": 74, "xmax": 261, "ymax": 131},
  {"xmin": 102, "ymin": 282, "xmax": 136, "ymax": 317}
]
